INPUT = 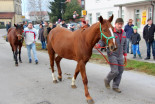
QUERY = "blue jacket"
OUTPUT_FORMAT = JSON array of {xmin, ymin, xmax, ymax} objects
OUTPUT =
[{"xmin": 124, "ymin": 24, "xmax": 134, "ymax": 38}]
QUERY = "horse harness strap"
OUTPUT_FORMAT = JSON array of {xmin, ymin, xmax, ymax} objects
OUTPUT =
[{"xmin": 100, "ymin": 23, "xmax": 115, "ymax": 45}]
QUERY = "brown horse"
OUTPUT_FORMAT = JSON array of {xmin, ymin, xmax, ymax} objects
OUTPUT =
[
  {"xmin": 47, "ymin": 15, "xmax": 116, "ymax": 104},
  {"xmin": 8, "ymin": 24, "xmax": 24, "ymax": 66}
]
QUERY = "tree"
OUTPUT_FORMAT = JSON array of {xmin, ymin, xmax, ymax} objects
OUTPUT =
[
  {"xmin": 27, "ymin": 0, "xmax": 46, "ymax": 22},
  {"xmin": 48, "ymin": 0, "xmax": 66, "ymax": 23},
  {"xmin": 63, "ymin": 0, "xmax": 83, "ymax": 21}
]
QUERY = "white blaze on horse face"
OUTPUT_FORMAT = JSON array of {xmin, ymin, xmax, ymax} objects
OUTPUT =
[
  {"xmin": 109, "ymin": 27, "xmax": 116, "ymax": 46},
  {"xmin": 52, "ymin": 73, "xmax": 57, "ymax": 81},
  {"xmin": 71, "ymin": 77, "xmax": 76, "ymax": 85}
]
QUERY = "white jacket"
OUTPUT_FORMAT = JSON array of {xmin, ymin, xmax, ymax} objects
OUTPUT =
[{"xmin": 24, "ymin": 27, "xmax": 38, "ymax": 45}]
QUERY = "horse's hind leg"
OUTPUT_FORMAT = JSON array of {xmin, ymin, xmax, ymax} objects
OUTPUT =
[
  {"xmin": 55, "ymin": 56, "xmax": 62, "ymax": 81},
  {"xmin": 71, "ymin": 64, "xmax": 80, "ymax": 88},
  {"xmin": 14, "ymin": 46, "xmax": 18, "ymax": 66},
  {"xmin": 48, "ymin": 46, "xmax": 57, "ymax": 83}
]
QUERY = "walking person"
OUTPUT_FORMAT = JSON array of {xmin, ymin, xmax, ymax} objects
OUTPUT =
[
  {"xmin": 39, "ymin": 24, "xmax": 46, "ymax": 49},
  {"xmin": 96, "ymin": 18, "xmax": 127, "ymax": 93},
  {"xmin": 23, "ymin": 21, "xmax": 28, "ymax": 28},
  {"xmin": 130, "ymin": 26, "xmax": 142, "ymax": 59},
  {"xmin": 43, "ymin": 21, "xmax": 49, "ymax": 44},
  {"xmin": 143, "ymin": 19, "xmax": 155, "ymax": 60},
  {"xmin": 124, "ymin": 19, "xmax": 134, "ymax": 54},
  {"xmin": 6, "ymin": 22, "xmax": 11, "ymax": 42},
  {"xmin": 24, "ymin": 22, "xmax": 39, "ymax": 64},
  {"xmin": 6, "ymin": 22, "xmax": 11, "ymax": 32}
]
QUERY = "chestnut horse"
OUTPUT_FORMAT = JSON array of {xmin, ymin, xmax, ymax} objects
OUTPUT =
[
  {"xmin": 47, "ymin": 15, "xmax": 116, "ymax": 104},
  {"xmin": 8, "ymin": 24, "xmax": 24, "ymax": 66}
]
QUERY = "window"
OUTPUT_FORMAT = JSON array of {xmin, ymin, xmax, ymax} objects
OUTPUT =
[
  {"xmin": 148, "ymin": 7, "xmax": 153, "ymax": 19},
  {"xmin": 88, "ymin": 13, "xmax": 92, "ymax": 25},
  {"xmin": 108, "ymin": 11, "xmax": 113, "ymax": 24},
  {"xmin": 96, "ymin": 0, "xmax": 100, "ymax": 3},
  {"xmin": 122, "ymin": 10, "xmax": 124, "ymax": 20},
  {"xmin": 134, "ymin": 9, "xmax": 141, "ymax": 28},
  {"xmin": 96, "ymin": 13, "xmax": 100, "ymax": 22}
]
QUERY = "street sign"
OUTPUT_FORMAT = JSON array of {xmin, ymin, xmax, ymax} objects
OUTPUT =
[{"xmin": 82, "ymin": 10, "xmax": 87, "ymax": 16}]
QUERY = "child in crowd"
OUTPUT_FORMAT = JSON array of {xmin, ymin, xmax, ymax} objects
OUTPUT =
[{"xmin": 130, "ymin": 26, "xmax": 142, "ymax": 59}]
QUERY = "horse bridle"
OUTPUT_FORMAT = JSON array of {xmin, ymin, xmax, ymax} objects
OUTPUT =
[
  {"xmin": 17, "ymin": 34, "xmax": 23, "ymax": 41},
  {"xmin": 100, "ymin": 23, "xmax": 115, "ymax": 45}
]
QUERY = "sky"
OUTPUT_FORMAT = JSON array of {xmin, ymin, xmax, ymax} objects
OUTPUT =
[{"xmin": 22, "ymin": 0, "xmax": 53, "ymax": 16}]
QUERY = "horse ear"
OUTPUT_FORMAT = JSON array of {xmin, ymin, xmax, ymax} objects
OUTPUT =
[
  {"xmin": 14, "ymin": 24, "xmax": 17, "ymax": 27},
  {"xmin": 99, "ymin": 16, "xmax": 104, "ymax": 24},
  {"xmin": 108, "ymin": 14, "xmax": 114, "ymax": 23}
]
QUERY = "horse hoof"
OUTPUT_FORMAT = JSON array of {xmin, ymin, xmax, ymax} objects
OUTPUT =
[
  {"xmin": 19, "ymin": 60, "xmax": 22, "ymax": 63},
  {"xmin": 71, "ymin": 85, "xmax": 77, "ymax": 89},
  {"xmin": 15, "ymin": 64, "xmax": 18, "ymax": 66},
  {"xmin": 53, "ymin": 80, "xmax": 58, "ymax": 83},
  {"xmin": 58, "ymin": 77, "xmax": 62, "ymax": 81},
  {"xmin": 87, "ymin": 99, "xmax": 94, "ymax": 104}
]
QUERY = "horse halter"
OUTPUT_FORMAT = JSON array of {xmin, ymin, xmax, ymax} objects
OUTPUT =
[
  {"xmin": 100, "ymin": 23, "xmax": 115, "ymax": 45},
  {"xmin": 17, "ymin": 34, "xmax": 23, "ymax": 41}
]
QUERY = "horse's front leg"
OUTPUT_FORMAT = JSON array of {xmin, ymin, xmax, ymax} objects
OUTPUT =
[
  {"xmin": 19, "ymin": 46, "xmax": 22, "ymax": 63},
  {"xmin": 14, "ymin": 49, "xmax": 18, "ymax": 66},
  {"xmin": 79, "ymin": 61, "xmax": 94, "ymax": 104}
]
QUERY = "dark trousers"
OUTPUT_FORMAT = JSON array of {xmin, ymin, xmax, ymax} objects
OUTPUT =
[
  {"xmin": 41, "ymin": 41, "xmax": 46, "ymax": 49},
  {"xmin": 145, "ymin": 41, "xmax": 155, "ymax": 58}
]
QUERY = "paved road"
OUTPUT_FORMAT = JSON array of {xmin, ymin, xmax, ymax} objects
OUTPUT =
[{"xmin": 0, "ymin": 29, "xmax": 155, "ymax": 104}]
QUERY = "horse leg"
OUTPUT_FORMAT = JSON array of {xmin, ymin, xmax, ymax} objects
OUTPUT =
[
  {"xmin": 48, "ymin": 47, "xmax": 57, "ymax": 83},
  {"xmin": 55, "ymin": 56, "xmax": 62, "ymax": 81},
  {"xmin": 10, "ymin": 44, "xmax": 15, "ymax": 61},
  {"xmin": 19, "ymin": 46, "xmax": 22, "ymax": 63},
  {"xmin": 79, "ymin": 61, "xmax": 94, "ymax": 104},
  {"xmin": 71, "ymin": 64, "xmax": 80, "ymax": 89},
  {"xmin": 14, "ymin": 46, "xmax": 18, "ymax": 66}
]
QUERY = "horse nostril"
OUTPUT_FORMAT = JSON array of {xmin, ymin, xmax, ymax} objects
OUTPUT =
[{"xmin": 111, "ymin": 46, "xmax": 114, "ymax": 50}]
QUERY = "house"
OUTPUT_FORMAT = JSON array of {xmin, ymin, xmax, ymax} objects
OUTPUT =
[
  {"xmin": 0, "ymin": 0, "xmax": 22, "ymax": 26},
  {"xmin": 85, "ymin": 0, "xmax": 155, "ymax": 32},
  {"xmin": 29, "ymin": 11, "xmax": 49, "ymax": 23}
]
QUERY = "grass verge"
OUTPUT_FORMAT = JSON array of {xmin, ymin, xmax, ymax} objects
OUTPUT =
[{"xmin": 90, "ymin": 54, "xmax": 155, "ymax": 76}]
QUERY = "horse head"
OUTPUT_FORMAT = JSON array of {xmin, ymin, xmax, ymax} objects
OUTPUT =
[
  {"xmin": 98, "ymin": 15, "xmax": 117, "ymax": 52},
  {"xmin": 14, "ymin": 24, "xmax": 24, "ymax": 41}
]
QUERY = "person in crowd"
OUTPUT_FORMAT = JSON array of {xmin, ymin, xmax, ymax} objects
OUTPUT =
[
  {"xmin": 81, "ymin": 21, "xmax": 87, "ymax": 29},
  {"xmin": 6, "ymin": 22, "xmax": 11, "ymax": 32},
  {"xmin": 24, "ymin": 22, "xmax": 39, "ymax": 64},
  {"xmin": 143, "ymin": 19, "xmax": 155, "ymax": 60},
  {"xmin": 23, "ymin": 21, "xmax": 28, "ymax": 28},
  {"xmin": 43, "ymin": 21, "xmax": 49, "ymax": 44},
  {"xmin": 52, "ymin": 22, "xmax": 57, "ymax": 29},
  {"xmin": 62, "ymin": 20, "xmax": 67, "ymax": 28},
  {"xmin": 86, "ymin": 20, "xmax": 90, "ymax": 27},
  {"xmin": 96, "ymin": 18, "xmax": 127, "ymax": 93},
  {"xmin": 130, "ymin": 26, "xmax": 142, "ymax": 59},
  {"xmin": 47, "ymin": 23, "xmax": 53, "ymax": 34},
  {"xmin": 39, "ymin": 24, "xmax": 46, "ymax": 49},
  {"xmin": 70, "ymin": 24, "xmax": 75, "ymax": 32},
  {"xmin": 57, "ymin": 24, "xmax": 61, "ymax": 27},
  {"xmin": 124, "ymin": 19, "xmax": 134, "ymax": 54}
]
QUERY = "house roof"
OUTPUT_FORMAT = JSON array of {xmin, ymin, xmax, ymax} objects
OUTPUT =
[
  {"xmin": 114, "ymin": 0, "xmax": 154, "ymax": 7},
  {"xmin": 29, "ymin": 11, "xmax": 48, "ymax": 16},
  {"xmin": 0, "ymin": 12, "xmax": 15, "ymax": 19}
]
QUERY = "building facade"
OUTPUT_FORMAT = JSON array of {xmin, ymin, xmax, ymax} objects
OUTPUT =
[
  {"xmin": 0, "ymin": 0, "xmax": 22, "ymax": 26},
  {"xmin": 85, "ymin": 0, "xmax": 155, "ymax": 32}
]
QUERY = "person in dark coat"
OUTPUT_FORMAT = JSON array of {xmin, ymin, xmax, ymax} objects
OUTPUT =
[
  {"xmin": 6, "ymin": 22, "xmax": 11, "ymax": 32},
  {"xmin": 39, "ymin": 24, "xmax": 46, "ymax": 49},
  {"xmin": 143, "ymin": 19, "xmax": 155, "ymax": 60},
  {"xmin": 124, "ymin": 19, "xmax": 134, "ymax": 54},
  {"xmin": 61, "ymin": 20, "xmax": 67, "ymax": 28},
  {"xmin": 47, "ymin": 23, "xmax": 53, "ymax": 34},
  {"xmin": 130, "ymin": 26, "xmax": 142, "ymax": 59}
]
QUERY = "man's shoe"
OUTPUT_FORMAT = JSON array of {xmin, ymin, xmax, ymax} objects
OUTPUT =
[
  {"xmin": 29, "ymin": 59, "xmax": 32, "ymax": 63},
  {"xmin": 104, "ymin": 79, "xmax": 110, "ymax": 89},
  {"xmin": 139, "ymin": 54, "xmax": 142, "ymax": 59},
  {"xmin": 113, "ymin": 88, "xmax": 121, "ymax": 93},
  {"xmin": 130, "ymin": 52, "xmax": 133, "ymax": 54},
  {"xmin": 35, "ymin": 60, "xmax": 38, "ymax": 64},
  {"xmin": 144, "ymin": 57, "xmax": 150, "ymax": 60},
  {"xmin": 133, "ymin": 55, "xmax": 136, "ymax": 59}
]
